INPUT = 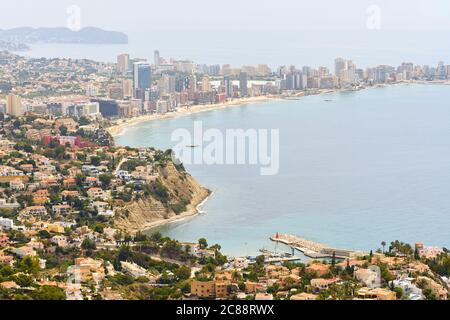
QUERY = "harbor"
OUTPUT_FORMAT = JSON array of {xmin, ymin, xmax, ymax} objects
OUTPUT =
[
  {"xmin": 270, "ymin": 233, "xmax": 364, "ymax": 259},
  {"xmin": 258, "ymin": 249, "xmax": 302, "ymax": 264}
]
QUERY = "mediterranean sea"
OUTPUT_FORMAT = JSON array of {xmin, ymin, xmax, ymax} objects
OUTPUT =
[{"xmin": 115, "ymin": 84, "xmax": 450, "ymax": 256}]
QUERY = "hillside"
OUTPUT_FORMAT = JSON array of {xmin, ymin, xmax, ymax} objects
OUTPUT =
[{"xmin": 114, "ymin": 161, "xmax": 211, "ymax": 234}]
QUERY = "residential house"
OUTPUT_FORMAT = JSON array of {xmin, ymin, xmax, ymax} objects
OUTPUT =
[
  {"xmin": 85, "ymin": 177, "xmax": 100, "ymax": 188},
  {"xmin": 255, "ymin": 293, "xmax": 274, "ymax": 300},
  {"xmin": 310, "ymin": 278, "xmax": 340, "ymax": 291},
  {"xmin": 11, "ymin": 246, "xmax": 37, "ymax": 258},
  {"xmin": 9, "ymin": 179, "xmax": 25, "ymax": 191},
  {"xmin": 356, "ymin": 287, "xmax": 397, "ymax": 300},
  {"xmin": 63, "ymin": 178, "xmax": 77, "ymax": 189},
  {"xmin": 191, "ymin": 280, "xmax": 216, "ymax": 298},
  {"xmin": 120, "ymin": 261, "xmax": 150, "ymax": 279},
  {"xmin": 0, "ymin": 199, "xmax": 20, "ymax": 210},
  {"xmin": 306, "ymin": 263, "xmax": 330, "ymax": 277},
  {"xmin": 0, "ymin": 251, "xmax": 14, "ymax": 265},
  {"xmin": 61, "ymin": 190, "xmax": 80, "ymax": 199},
  {"xmin": 0, "ymin": 234, "xmax": 9, "ymax": 247},
  {"xmin": 355, "ymin": 267, "xmax": 381, "ymax": 289},
  {"xmin": 290, "ymin": 293, "xmax": 318, "ymax": 300},
  {"xmin": 52, "ymin": 204, "xmax": 72, "ymax": 216},
  {"xmin": 266, "ymin": 265, "xmax": 290, "ymax": 279},
  {"xmin": 25, "ymin": 206, "xmax": 48, "ymax": 216},
  {"xmin": 391, "ymin": 277, "xmax": 424, "ymax": 300},
  {"xmin": 0, "ymin": 217, "xmax": 14, "ymax": 230},
  {"xmin": 87, "ymin": 188, "xmax": 105, "ymax": 200},
  {"xmin": 51, "ymin": 235, "xmax": 69, "ymax": 248}
]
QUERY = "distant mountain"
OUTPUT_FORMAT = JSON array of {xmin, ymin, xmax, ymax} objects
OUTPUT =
[
  {"xmin": 0, "ymin": 27, "xmax": 128, "ymax": 44},
  {"xmin": 0, "ymin": 40, "xmax": 30, "ymax": 51}
]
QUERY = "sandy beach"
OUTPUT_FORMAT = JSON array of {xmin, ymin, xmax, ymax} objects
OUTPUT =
[
  {"xmin": 108, "ymin": 79, "xmax": 450, "ymax": 137},
  {"xmin": 106, "ymin": 85, "xmax": 388, "ymax": 137},
  {"xmin": 107, "ymin": 95, "xmax": 284, "ymax": 137}
]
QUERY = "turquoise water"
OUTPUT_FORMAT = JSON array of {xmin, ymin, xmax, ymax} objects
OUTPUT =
[{"xmin": 115, "ymin": 84, "xmax": 450, "ymax": 256}]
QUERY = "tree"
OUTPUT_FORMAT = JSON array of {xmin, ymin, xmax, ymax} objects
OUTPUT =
[
  {"xmin": 59, "ymin": 125, "xmax": 68, "ymax": 136},
  {"xmin": 32, "ymin": 286, "xmax": 66, "ymax": 300},
  {"xmin": 414, "ymin": 248, "xmax": 420, "ymax": 260},
  {"xmin": 81, "ymin": 238, "xmax": 96, "ymax": 250},
  {"xmin": 99, "ymin": 174, "xmax": 113, "ymax": 188},
  {"xmin": 150, "ymin": 232, "xmax": 163, "ymax": 243},
  {"xmin": 16, "ymin": 256, "xmax": 40, "ymax": 275},
  {"xmin": 198, "ymin": 238, "xmax": 208, "ymax": 250},
  {"xmin": 90, "ymin": 156, "xmax": 101, "ymax": 166},
  {"xmin": 175, "ymin": 266, "xmax": 191, "ymax": 281},
  {"xmin": 331, "ymin": 252, "xmax": 336, "ymax": 268},
  {"xmin": 134, "ymin": 232, "xmax": 148, "ymax": 242},
  {"xmin": 381, "ymin": 241, "xmax": 386, "ymax": 253},
  {"xmin": 38, "ymin": 230, "xmax": 52, "ymax": 239},
  {"xmin": 14, "ymin": 274, "xmax": 34, "ymax": 287},
  {"xmin": 111, "ymin": 274, "xmax": 134, "ymax": 286}
]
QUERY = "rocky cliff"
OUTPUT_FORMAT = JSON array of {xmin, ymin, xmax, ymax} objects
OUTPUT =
[{"xmin": 114, "ymin": 161, "xmax": 211, "ymax": 234}]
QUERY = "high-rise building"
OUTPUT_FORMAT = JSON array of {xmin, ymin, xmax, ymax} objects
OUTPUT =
[
  {"xmin": 436, "ymin": 61, "xmax": 447, "ymax": 80},
  {"xmin": 109, "ymin": 86, "xmax": 124, "ymax": 100},
  {"xmin": 208, "ymin": 65, "xmax": 221, "ymax": 76},
  {"xmin": 202, "ymin": 75, "xmax": 211, "ymax": 91},
  {"xmin": 221, "ymin": 64, "xmax": 232, "ymax": 76},
  {"xmin": 154, "ymin": 50, "xmax": 160, "ymax": 67},
  {"xmin": 224, "ymin": 76, "xmax": 233, "ymax": 98},
  {"xmin": 93, "ymin": 99, "xmax": 121, "ymax": 118},
  {"xmin": 239, "ymin": 72, "xmax": 248, "ymax": 97},
  {"xmin": 159, "ymin": 74, "xmax": 177, "ymax": 95},
  {"xmin": 85, "ymin": 84, "xmax": 99, "ymax": 97},
  {"xmin": 133, "ymin": 62, "xmax": 152, "ymax": 99},
  {"xmin": 187, "ymin": 74, "xmax": 197, "ymax": 93},
  {"xmin": 335, "ymin": 58, "xmax": 357, "ymax": 87},
  {"xmin": 334, "ymin": 58, "xmax": 347, "ymax": 77},
  {"xmin": 117, "ymin": 54, "xmax": 130, "ymax": 74},
  {"xmin": 122, "ymin": 79, "xmax": 133, "ymax": 98},
  {"xmin": 6, "ymin": 94, "xmax": 24, "ymax": 116}
]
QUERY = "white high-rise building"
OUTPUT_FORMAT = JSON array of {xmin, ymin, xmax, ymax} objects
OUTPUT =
[
  {"xmin": 117, "ymin": 54, "xmax": 130, "ymax": 74},
  {"xmin": 6, "ymin": 94, "xmax": 24, "ymax": 116}
]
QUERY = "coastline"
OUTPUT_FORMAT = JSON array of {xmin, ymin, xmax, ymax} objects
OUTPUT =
[
  {"xmin": 107, "ymin": 95, "xmax": 286, "ymax": 137},
  {"xmin": 119, "ymin": 189, "xmax": 212, "ymax": 234},
  {"xmin": 112, "ymin": 79, "xmax": 450, "ymax": 235},
  {"xmin": 107, "ymin": 80, "xmax": 450, "ymax": 138}
]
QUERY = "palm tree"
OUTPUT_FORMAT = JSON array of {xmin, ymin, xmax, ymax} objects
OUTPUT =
[{"xmin": 381, "ymin": 241, "xmax": 386, "ymax": 253}]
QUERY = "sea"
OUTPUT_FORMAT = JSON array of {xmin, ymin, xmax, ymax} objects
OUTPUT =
[
  {"xmin": 115, "ymin": 84, "xmax": 450, "ymax": 257},
  {"xmin": 16, "ymin": 29, "xmax": 450, "ymax": 69},
  {"xmin": 17, "ymin": 32, "xmax": 450, "ymax": 257}
]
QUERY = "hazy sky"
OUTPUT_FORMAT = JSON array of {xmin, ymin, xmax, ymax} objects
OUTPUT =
[
  {"xmin": 1, "ymin": 0, "xmax": 450, "ymax": 67},
  {"xmin": 1, "ymin": 0, "xmax": 450, "ymax": 32}
]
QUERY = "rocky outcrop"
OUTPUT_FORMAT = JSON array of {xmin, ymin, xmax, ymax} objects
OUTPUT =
[{"xmin": 114, "ymin": 162, "xmax": 210, "ymax": 234}]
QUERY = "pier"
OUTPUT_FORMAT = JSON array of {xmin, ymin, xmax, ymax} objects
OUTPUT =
[{"xmin": 270, "ymin": 233, "xmax": 362, "ymax": 259}]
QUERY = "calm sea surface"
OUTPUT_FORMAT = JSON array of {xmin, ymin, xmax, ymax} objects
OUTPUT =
[{"xmin": 115, "ymin": 84, "xmax": 450, "ymax": 256}]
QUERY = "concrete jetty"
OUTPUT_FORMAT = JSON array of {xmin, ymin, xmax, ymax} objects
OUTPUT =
[{"xmin": 270, "ymin": 233, "xmax": 363, "ymax": 259}]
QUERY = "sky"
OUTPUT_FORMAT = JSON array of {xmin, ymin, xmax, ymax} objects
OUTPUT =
[
  {"xmin": 1, "ymin": 0, "xmax": 450, "ymax": 33},
  {"xmin": 1, "ymin": 0, "xmax": 450, "ymax": 68}
]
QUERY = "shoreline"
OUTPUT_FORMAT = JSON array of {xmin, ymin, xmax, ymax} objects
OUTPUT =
[
  {"xmin": 107, "ymin": 95, "xmax": 283, "ymax": 137},
  {"xmin": 107, "ymin": 80, "xmax": 450, "ymax": 138},
  {"xmin": 120, "ymin": 189, "xmax": 213, "ymax": 234},
  {"xmin": 112, "ymin": 79, "xmax": 450, "ymax": 235}
]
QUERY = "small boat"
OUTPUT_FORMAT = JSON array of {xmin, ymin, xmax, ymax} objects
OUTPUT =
[
  {"xmin": 186, "ymin": 145, "xmax": 200, "ymax": 148},
  {"xmin": 324, "ymin": 99, "xmax": 333, "ymax": 102}
]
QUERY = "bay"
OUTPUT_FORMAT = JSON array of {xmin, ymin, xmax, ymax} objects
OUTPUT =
[{"xmin": 115, "ymin": 84, "xmax": 450, "ymax": 256}]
